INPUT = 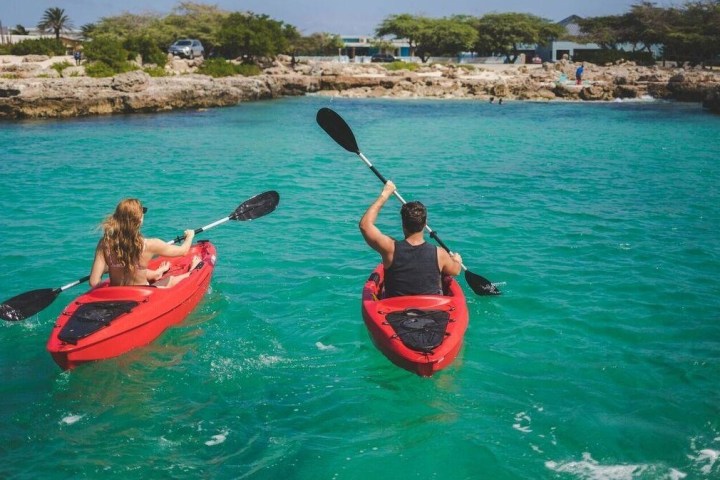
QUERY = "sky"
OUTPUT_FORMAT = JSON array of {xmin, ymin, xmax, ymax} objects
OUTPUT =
[{"xmin": 3, "ymin": 0, "xmax": 686, "ymax": 36}]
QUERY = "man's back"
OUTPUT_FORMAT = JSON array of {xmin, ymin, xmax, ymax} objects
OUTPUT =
[{"xmin": 384, "ymin": 240, "xmax": 442, "ymax": 297}]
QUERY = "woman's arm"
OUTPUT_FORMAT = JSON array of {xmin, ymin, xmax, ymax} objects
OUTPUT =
[
  {"xmin": 146, "ymin": 230, "xmax": 195, "ymax": 258},
  {"xmin": 89, "ymin": 241, "xmax": 108, "ymax": 287}
]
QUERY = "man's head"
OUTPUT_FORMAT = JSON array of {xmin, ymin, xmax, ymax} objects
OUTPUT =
[{"xmin": 401, "ymin": 201, "xmax": 427, "ymax": 235}]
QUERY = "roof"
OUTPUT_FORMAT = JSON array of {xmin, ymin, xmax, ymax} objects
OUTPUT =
[{"xmin": 557, "ymin": 15, "xmax": 584, "ymax": 36}]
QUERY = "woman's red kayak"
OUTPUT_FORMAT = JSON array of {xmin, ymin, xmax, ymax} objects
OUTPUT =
[
  {"xmin": 361, "ymin": 263, "xmax": 469, "ymax": 377},
  {"xmin": 46, "ymin": 241, "xmax": 216, "ymax": 370}
]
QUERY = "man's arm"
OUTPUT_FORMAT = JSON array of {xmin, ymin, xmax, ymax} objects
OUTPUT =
[
  {"xmin": 359, "ymin": 181, "xmax": 397, "ymax": 265},
  {"xmin": 438, "ymin": 249, "xmax": 463, "ymax": 277}
]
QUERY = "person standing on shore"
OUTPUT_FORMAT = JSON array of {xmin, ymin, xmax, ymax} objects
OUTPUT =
[
  {"xmin": 576, "ymin": 64, "xmax": 584, "ymax": 85},
  {"xmin": 89, "ymin": 198, "xmax": 200, "ymax": 288},
  {"xmin": 359, "ymin": 181, "xmax": 463, "ymax": 298}
]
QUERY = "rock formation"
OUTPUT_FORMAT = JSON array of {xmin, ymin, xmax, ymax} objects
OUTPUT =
[{"xmin": 0, "ymin": 55, "xmax": 718, "ymax": 119}]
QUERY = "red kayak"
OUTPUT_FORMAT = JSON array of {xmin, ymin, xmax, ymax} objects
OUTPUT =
[
  {"xmin": 361, "ymin": 263, "xmax": 469, "ymax": 377},
  {"xmin": 47, "ymin": 241, "xmax": 217, "ymax": 370}
]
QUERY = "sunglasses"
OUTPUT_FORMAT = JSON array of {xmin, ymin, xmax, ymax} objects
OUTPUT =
[{"xmin": 142, "ymin": 206, "xmax": 148, "ymax": 214}]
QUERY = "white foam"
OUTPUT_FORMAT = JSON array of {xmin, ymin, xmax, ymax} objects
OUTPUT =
[
  {"xmin": 691, "ymin": 448, "xmax": 719, "ymax": 475},
  {"xmin": 60, "ymin": 414, "xmax": 84, "ymax": 425},
  {"xmin": 315, "ymin": 342, "xmax": 337, "ymax": 352},
  {"xmin": 546, "ymin": 452, "xmax": 647, "ymax": 479},
  {"xmin": 513, "ymin": 411, "xmax": 532, "ymax": 433},
  {"xmin": 205, "ymin": 430, "xmax": 229, "ymax": 446}
]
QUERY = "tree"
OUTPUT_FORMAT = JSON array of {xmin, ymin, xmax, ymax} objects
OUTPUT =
[
  {"xmin": 216, "ymin": 12, "xmax": 291, "ymax": 61},
  {"xmin": 624, "ymin": 2, "xmax": 671, "ymax": 52},
  {"xmin": 376, "ymin": 14, "xmax": 430, "ymax": 58},
  {"xmin": 163, "ymin": 2, "xmax": 230, "ymax": 54},
  {"xmin": 37, "ymin": 7, "xmax": 73, "ymax": 41},
  {"xmin": 662, "ymin": 0, "xmax": 720, "ymax": 66},
  {"xmin": 376, "ymin": 15, "xmax": 477, "ymax": 62},
  {"xmin": 294, "ymin": 32, "xmax": 343, "ymax": 55},
  {"xmin": 474, "ymin": 13, "xmax": 566, "ymax": 63},
  {"xmin": 576, "ymin": 15, "xmax": 629, "ymax": 49},
  {"xmin": 414, "ymin": 18, "xmax": 477, "ymax": 62}
]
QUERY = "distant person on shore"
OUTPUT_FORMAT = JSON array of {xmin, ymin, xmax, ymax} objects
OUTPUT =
[
  {"xmin": 489, "ymin": 97, "xmax": 495, "ymax": 103},
  {"xmin": 73, "ymin": 50, "xmax": 81, "ymax": 66},
  {"xmin": 359, "ymin": 181, "xmax": 463, "ymax": 298},
  {"xmin": 576, "ymin": 64, "xmax": 584, "ymax": 85},
  {"xmin": 89, "ymin": 198, "xmax": 200, "ymax": 288},
  {"xmin": 498, "ymin": 98, "xmax": 503, "ymax": 105}
]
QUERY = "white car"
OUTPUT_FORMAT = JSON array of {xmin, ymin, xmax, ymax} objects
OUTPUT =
[{"xmin": 168, "ymin": 39, "xmax": 204, "ymax": 59}]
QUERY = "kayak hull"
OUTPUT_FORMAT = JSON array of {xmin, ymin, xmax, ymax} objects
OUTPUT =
[
  {"xmin": 46, "ymin": 241, "xmax": 216, "ymax": 370},
  {"xmin": 361, "ymin": 263, "xmax": 469, "ymax": 377}
]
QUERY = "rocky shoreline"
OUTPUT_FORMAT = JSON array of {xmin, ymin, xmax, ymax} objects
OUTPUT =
[{"xmin": 1, "ymin": 54, "xmax": 719, "ymax": 119}]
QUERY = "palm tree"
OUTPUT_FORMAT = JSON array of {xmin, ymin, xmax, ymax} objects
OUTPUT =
[{"xmin": 37, "ymin": 7, "xmax": 73, "ymax": 40}]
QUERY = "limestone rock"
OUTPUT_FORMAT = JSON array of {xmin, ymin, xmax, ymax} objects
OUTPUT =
[
  {"xmin": 22, "ymin": 55, "xmax": 50, "ymax": 63},
  {"xmin": 111, "ymin": 71, "xmax": 150, "ymax": 93}
]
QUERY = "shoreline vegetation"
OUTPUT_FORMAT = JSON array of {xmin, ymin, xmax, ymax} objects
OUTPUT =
[{"xmin": 1, "ymin": 54, "xmax": 719, "ymax": 119}]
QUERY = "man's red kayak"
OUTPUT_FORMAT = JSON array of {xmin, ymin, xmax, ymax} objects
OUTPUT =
[
  {"xmin": 361, "ymin": 263, "xmax": 469, "ymax": 377},
  {"xmin": 46, "ymin": 241, "xmax": 216, "ymax": 370}
]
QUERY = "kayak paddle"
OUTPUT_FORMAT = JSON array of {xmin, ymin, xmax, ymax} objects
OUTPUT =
[
  {"xmin": 316, "ymin": 107, "xmax": 500, "ymax": 296},
  {"xmin": 0, "ymin": 190, "xmax": 280, "ymax": 322}
]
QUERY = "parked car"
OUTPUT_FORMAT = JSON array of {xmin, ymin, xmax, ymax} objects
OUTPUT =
[
  {"xmin": 168, "ymin": 39, "xmax": 205, "ymax": 59},
  {"xmin": 371, "ymin": 54, "xmax": 398, "ymax": 63}
]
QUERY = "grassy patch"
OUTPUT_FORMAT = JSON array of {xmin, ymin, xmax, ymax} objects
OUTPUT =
[
  {"xmin": 384, "ymin": 61, "xmax": 419, "ymax": 72},
  {"xmin": 198, "ymin": 58, "xmax": 261, "ymax": 77}
]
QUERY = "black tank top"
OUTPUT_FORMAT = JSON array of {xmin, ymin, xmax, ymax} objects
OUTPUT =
[{"xmin": 384, "ymin": 240, "xmax": 441, "ymax": 297}]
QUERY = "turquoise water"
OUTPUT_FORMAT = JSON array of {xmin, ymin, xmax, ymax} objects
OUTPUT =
[{"xmin": 1, "ymin": 97, "xmax": 719, "ymax": 479}]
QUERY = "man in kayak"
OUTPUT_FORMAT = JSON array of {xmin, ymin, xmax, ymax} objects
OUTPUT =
[
  {"xmin": 359, "ymin": 181, "xmax": 463, "ymax": 297},
  {"xmin": 89, "ymin": 198, "xmax": 201, "ymax": 288}
]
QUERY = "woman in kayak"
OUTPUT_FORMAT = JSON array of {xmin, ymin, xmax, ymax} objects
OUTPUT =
[
  {"xmin": 359, "ymin": 181, "xmax": 463, "ymax": 298},
  {"xmin": 89, "ymin": 198, "xmax": 200, "ymax": 288}
]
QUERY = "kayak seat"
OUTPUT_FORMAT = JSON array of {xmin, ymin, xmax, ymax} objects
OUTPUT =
[
  {"xmin": 385, "ymin": 309, "xmax": 450, "ymax": 353},
  {"xmin": 58, "ymin": 301, "xmax": 138, "ymax": 345}
]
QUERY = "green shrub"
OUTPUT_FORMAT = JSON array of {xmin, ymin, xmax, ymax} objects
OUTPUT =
[
  {"xmin": 144, "ymin": 66, "xmax": 167, "ymax": 77},
  {"xmin": 124, "ymin": 34, "xmax": 167, "ymax": 67},
  {"xmin": 85, "ymin": 61, "xmax": 116, "ymax": 77},
  {"xmin": 198, "ymin": 58, "xmax": 236, "ymax": 77},
  {"xmin": 85, "ymin": 61, "xmax": 136, "ymax": 77},
  {"xmin": 234, "ymin": 63, "xmax": 261, "ymax": 76},
  {"xmin": 197, "ymin": 58, "xmax": 261, "ymax": 77},
  {"xmin": 84, "ymin": 35, "xmax": 129, "ymax": 70},
  {"xmin": 385, "ymin": 61, "xmax": 419, "ymax": 72},
  {"xmin": 50, "ymin": 60, "xmax": 73, "ymax": 74},
  {"xmin": 9, "ymin": 38, "xmax": 66, "ymax": 56},
  {"xmin": 0, "ymin": 44, "xmax": 11, "ymax": 55}
]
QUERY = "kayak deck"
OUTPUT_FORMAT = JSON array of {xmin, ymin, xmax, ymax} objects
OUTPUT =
[
  {"xmin": 46, "ymin": 241, "xmax": 216, "ymax": 370},
  {"xmin": 361, "ymin": 263, "xmax": 469, "ymax": 377}
]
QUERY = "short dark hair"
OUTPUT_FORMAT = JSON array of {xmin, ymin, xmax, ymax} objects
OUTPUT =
[{"xmin": 401, "ymin": 201, "xmax": 427, "ymax": 233}]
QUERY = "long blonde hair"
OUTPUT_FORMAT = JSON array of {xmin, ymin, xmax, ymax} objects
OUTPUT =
[{"xmin": 101, "ymin": 198, "xmax": 144, "ymax": 280}]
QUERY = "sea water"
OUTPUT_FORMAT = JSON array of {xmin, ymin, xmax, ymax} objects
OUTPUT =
[{"xmin": 0, "ymin": 97, "xmax": 718, "ymax": 479}]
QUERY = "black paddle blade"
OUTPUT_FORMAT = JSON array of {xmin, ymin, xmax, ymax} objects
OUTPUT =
[
  {"xmin": 316, "ymin": 108, "xmax": 360, "ymax": 154},
  {"xmin": 1, "ymin": 288, "xmax": 60, "ymax": 321},
  {"xmin": 231, "ymin": 190, "xmax": 280, "ymax": 221},
  {"xmin": 465, "ymin": 270, "xmax": 501, "ymax": 296}
]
